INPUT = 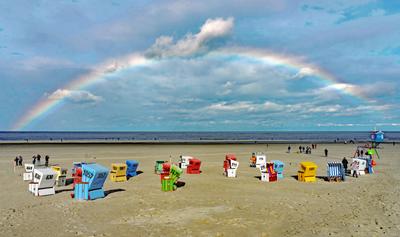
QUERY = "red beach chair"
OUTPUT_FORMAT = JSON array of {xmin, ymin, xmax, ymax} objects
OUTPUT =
[{"xmin": 187, "ymin": 159, "xmax": 201, "ymax": 174}]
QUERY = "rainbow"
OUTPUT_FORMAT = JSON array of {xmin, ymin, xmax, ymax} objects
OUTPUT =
[{"xmin": 11, "ymin": 47, "xmax": 368, "ymax": 130}]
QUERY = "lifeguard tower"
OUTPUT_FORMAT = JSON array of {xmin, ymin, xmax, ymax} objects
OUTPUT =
[
  {"xmin": 28, "ymin": 168, "xmax": 57, "ymax": 196},
  {"xmin": 51, "ymin": 166, "xmax": 68, "ymax": 186},
  {"xmin": 109, "ymin": 163, "xmax": 127, "ymax": 182},
  {"xmin": 298, "ymin": 162, "xmax": 317, "ymax": 182},
  {"xmin": 179, "ymin": 156, "xmax": 192, "ymax": 169},
  {"xmin": 73, "ymin": 163, "xmax": 108, "ymax": 200},
  {"xmin": 187, "ymin": 158, "xmax": 201, "ymax": 174},
  {"xmin": 161, "ymin": 164, "xmax": 183, "ymax": 192},
  {"xmin": 126, "ymin": 160, "xmax": 139, "ymax": 178},
  {"xmin": 271, "ymin": 160, "xmax": 284, "ymax": 179},
  {"xmin": 327, "ymin": 162, "xmax": 345, "ymax": 182},
  {"xmin": 23, "ymin": 164, "xmax": 35, "ymax": 181}
]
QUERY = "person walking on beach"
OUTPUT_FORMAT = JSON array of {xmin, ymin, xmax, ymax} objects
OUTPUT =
[
  {"xmin": 32, "ymin": 155, "xmax": 36, "ymax": 165},
  {"xmin": 324, "ymin": 148, "xmax": 328, "ymax": 157},
  {"xmin": 45, "ymin": 155, "xmax": 50, "ymax": 167},
  {"xmin": 18, "ymin": 155, "xmax": 23, "ymax": 166},
  {"xmin": 14, "ymin": 156, "xmax": 19, "ymax": 166},
  {"xmin": 287, "ymin": 145, "xmax": 291, "ymax": 153},
  {"xmin": 36, "ymin": 154, "xmax": 41, "ymax": 164},
  {"xmin": 299, "ymin": 146, "xmax": 302, "ymax": 153},
  {"xmin": 342, "ymin": 157, "xmax": 348, "ymax": 173}
]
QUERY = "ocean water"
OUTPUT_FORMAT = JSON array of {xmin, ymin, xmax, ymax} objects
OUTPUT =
[{"xmin": 0, "ymin": 131, "xmax": 399, "ymax": 142}]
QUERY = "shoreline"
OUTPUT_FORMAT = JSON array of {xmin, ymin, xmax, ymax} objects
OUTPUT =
[{"xmin": 1, "ymin": 139, "xmax": 398, "ymax": 145}]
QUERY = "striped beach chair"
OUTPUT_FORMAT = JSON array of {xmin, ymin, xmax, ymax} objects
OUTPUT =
[{"xmin": 327, "ymin": 162, "xmax": 345, "ymax": 182}]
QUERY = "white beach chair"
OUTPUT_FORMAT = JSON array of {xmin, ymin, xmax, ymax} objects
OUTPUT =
[
  {"xmin": 179, "ymin": 155, "xmax": 192, "ymax": 169},
  {"xmin": 255, "ymin": 153, "xmax": 267, "ymax": 168},
  {"xmin": 29, "ymin": 168, "xmax": 57, "ymax": 196},
  {"xmin": 352, "ymin": 158, "xmax": 367, "ymax": 175},
  {"xmin": 259, "ymin": 164, "xmax": 269, "ymax": 182},
  {"xmin": 23, "ymin": 164, "xmax": 34, "ymax": 181},
  {"xmin": 226, "ymin": 160, "xmax": 239, "ymax": 178}
]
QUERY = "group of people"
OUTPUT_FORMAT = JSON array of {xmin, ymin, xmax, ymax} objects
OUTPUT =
[
  {"xmin": 287, "ymin": 144, "xmax": 327, "ymax": 156},
  {"xmin": 341, "ymin": 157, "xmax": 362, "ymax": 178},
  {"xmin": 32, "ymin": 154, "xmax": 50, "ymax": 167},
  {"xmin": 14, "ymin": 154, "xmax": 51, "ymax": 167},
  {"xmin": 14, "ymin": 155, "xmax": 23, "ymax": 166}
]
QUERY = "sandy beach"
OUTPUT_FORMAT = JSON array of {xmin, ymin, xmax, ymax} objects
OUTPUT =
[{"xmin": 1, "ymin": 143, "xmax": 399, "ymax": 237}]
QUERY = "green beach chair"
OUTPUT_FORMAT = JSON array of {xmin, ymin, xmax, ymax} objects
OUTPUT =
[{"xmin": 155, "ymin": 160, "xmax": 165, "ymax": 174}]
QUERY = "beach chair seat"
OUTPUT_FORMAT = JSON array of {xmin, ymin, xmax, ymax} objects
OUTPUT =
[
  {"xmin": 110, "ymin": 163, "xmax": 127, "ymax": 182},
  {"xmin": 298, "ymin": 162, "xmax": 317, "ymax": 182},
  {"xmin": 187, "ymin": 159, "xmax": 201, "ymax": 174},
  {"xmin": 126, "ymin": 160, "xmax": 139, "ymax": 177},
  {"xmin": 161, "ymin": 176, "xmax": 175, "ymax": 191}
]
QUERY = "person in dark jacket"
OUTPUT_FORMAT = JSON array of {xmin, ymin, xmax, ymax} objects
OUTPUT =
[
  {"xmin": 324, "ymin": 148, "xmax": 328, "ymax": 157},
  {"xmin": 342, "ymin": 157, "xmax": 348, "ymax": 173},
  {"xmin": 18, "ymin": 156, "xmax": 23, "ymax": 166},
  {"xmin": 14, "ymin": 156, "xmax": 19, "ymax": 166},
  {"xmin": 45, "ymin": 155, "xmax": 50, "ymax": 167}
]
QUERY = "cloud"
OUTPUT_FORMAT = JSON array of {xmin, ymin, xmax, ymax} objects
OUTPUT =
[
  {"xmin": 47, "ymin": 89, "xmax": 102, "ymax": 103},
  {"xmin": 292, "ymin": 67, "xmax": 315, "ymax": 79},
  {"xmin": 146, "ymin": 17, "xmax": 234, "ymax": 58},
  {"xmin": 370, "ymin": 9, "xmax": 386, "ymax": 17},
  {"xmin": 205, "ymin": 101, "xmax": 256, "ymax": 112}
]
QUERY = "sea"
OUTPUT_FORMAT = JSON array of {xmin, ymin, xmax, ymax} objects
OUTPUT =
[{"xmin": 1, "ymin": 131, "xmax": 399, "ymax": 142}]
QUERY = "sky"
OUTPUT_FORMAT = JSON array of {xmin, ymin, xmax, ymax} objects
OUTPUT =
[{"xmin": 0, "ymin": 0, "xmax": 399, "ymax": 131}]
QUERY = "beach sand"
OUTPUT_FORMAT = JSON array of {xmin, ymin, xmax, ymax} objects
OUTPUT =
[{"xmin": 0, "ymin": 143, "xmax": 399, "ymax": 236}]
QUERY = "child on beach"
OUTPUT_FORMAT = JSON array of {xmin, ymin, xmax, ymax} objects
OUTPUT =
[{"xmin": 351, "ymin": 160, "xmax": 359, "ymax": 178}]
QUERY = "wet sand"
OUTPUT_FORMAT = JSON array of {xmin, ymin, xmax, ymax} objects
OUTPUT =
[{"xmin": 0, "ymin": 143, "xmax": 399, "ymax": 236}]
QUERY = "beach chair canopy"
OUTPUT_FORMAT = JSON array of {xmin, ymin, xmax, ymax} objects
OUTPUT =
[{"xmin": 82, "ymin": 163, "xmax": 109, "ymax": 191}]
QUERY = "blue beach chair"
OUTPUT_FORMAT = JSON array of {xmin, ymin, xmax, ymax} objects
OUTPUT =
[
  {"xmin": 327, "ymin": 162, "xmax": 345, "ymax": 182},
  {"xmin": 126, "ymin": 160, "xmax": 139, "ymax": 178}
]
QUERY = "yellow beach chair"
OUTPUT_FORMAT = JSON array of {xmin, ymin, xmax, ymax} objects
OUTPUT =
[
  {"xmin": 109, "ymin": 163, "xmax": 127, "ymax": 182},
  {"xmin": 298, "ymin": 161, "xmax": 317, "ymax": 182}
]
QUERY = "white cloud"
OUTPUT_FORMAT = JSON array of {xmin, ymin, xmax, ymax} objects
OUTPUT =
[
  {"xmin": 292, "ymin": 67, "xmax": 315, "ymax": 79},
  {"xmin": 206, "ymin": 101, "xmax": 256, "ymax": 112},
  {"xmin": 47, "ymin": 89, "xmax": 102, "ymax": 103},
  {"xmin": 146, "ymin": 17, "xmax": 234, "ymax": 58}
]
